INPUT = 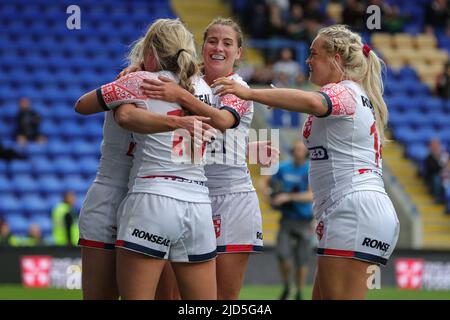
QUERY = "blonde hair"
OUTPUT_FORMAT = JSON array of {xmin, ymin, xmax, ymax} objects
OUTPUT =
[
  {"xmin": 317, "ymin": 24, "xmax": 388, "ymax": 142},
  {"xmin": 200, "ymin": 17, "xmax": 244, "ymax": 72},
  {"xmin": 128, "ymin": 18, "xmax": 198, "ymax": 94}
]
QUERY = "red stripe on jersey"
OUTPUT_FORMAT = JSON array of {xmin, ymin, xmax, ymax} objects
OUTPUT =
[
  {"xmin": 225, "ymin": 244, "xmax": 254, "ymax": 252},
  {"xmin": 320, "ymin": 83, "xmax": 356, "ymax": 116},
  {"xmin": 322, "ymin": 248, "xmax": 355, "ymax": 257},
  {"xmin": 167, "ymin": 109, "xmax": 183, "ymax": 117}
]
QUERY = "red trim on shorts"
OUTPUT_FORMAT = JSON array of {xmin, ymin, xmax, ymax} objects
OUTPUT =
[
  {"xmin": 226, "ymin": 244, "xmax": 253, "ymax": 252},
  {"xmin": 321, "ymin": 248, "xmax": 355, "ymax": 257},
  {"xmin": 115, "ymin": 240, "xmax": 125, "ymax": 246},
  {"xmin": 218, "ymin": 244, "xmax": 263, "ymax": 253},
  {"xmin": 78, "ymin": 238, "xmax": 115, "ymax": 250}
]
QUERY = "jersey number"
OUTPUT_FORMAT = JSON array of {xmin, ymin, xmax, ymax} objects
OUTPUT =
[{"xmin": 167, "ymin": 110, "xmax": 206, "ymax": 158}]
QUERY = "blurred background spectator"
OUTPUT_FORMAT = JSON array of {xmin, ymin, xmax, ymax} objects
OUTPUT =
[
  {"xmin": 424, "ymin": 0, "xmax": 450, "ymax": 34},
  {"xmin": 436, "ymin": 61, "xmax": 450, "ymax": 98},
  {"xmin": 15, "ymin": 97, "xmax": 46, "ymax": 146},
  {"xmin": 52, "ymin": 191, "xmax": 79, "ymax": 246},
  {"xmin": 264, "ymin": 141, "xmax": 314, "ymax": 300},
  {"xmin": 272, "ymin": 47, "xmax": 305, "ymax": 88},
  {"xmin": 423, "ymin": 138, "xmax": 449, "ymax": 202},
  {"xmin": 0, "ymin": 218, "xmax": 14, "ymax": 247}
]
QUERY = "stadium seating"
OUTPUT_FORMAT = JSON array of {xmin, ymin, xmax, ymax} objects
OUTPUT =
[{"xmin": 0, "ymin": 0, "xmax": 175, "ymax": 239}]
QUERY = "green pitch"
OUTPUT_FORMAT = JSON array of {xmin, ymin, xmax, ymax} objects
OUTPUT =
[{"xmin": 0, "ymin": 285, "xmax": 449, "ymax": 300}]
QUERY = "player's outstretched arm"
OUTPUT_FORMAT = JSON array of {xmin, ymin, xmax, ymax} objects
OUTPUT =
[
  {"xmin": 141, "ymin": 76, "xmax": 236, "ymax": 132},
  {"xmin": 74, "ymin": 89, "xmax": 105, "ymax": 115},
  {"xmin": 212, "ymin": 77, "xmax": 330, "ymax": 117}
]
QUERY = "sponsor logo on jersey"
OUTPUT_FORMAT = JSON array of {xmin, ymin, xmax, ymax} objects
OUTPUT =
[
  {"xmin": 195, "ymin": 94, "xmax": 212, "ymax": 106},
  {"xmin": 361, "ymin": 95, "xmax": 375, "ymax": 117},
  {"xmin": 131, "ymin": 229, "xmax": 170, "ymax": 247},
  {"xmin": 308, "ymin": 146, "xmax": 329, "ymax": 160},
  {"xmin": 362, "ymin": 237, "xmax": 390, "ymax": 252}
]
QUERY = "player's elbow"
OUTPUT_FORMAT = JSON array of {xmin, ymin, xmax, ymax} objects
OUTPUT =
[
  {"xmin": 74, "ymin": 98, "xmax": 89, "ymax": 115},
  {"xmin": 308, "ymin": 95, "xmax": 328, "ymax": 117},
  {"xmin": 114, "ymin": 107, "xmax": 132, "ymax": 129},
  {"xmin": 214, "ymin": 112, "xmax": 237, "ymax": 133}
]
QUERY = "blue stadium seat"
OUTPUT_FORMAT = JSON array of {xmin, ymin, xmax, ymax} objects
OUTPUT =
[
  {"xmin": 24, "ymin": 142, "xmax": 48, "ymax": 157},
  {"xmin": 438, "ymin": 128, "xmax": 450, "ymax": 145},
  {"xmin": 398, "ymin": 66, "xmax": 418, "ymax": 81},
  {"xmin": 5, "ymin": 213, "xmax": 29, "ymax": 236},
  {"xmin": 10, "ymin": 174, "xmax": 39, "ymax": 194},
  {"xmin": 31, "ymin": 156, "xmax": 54, "ymax": 175},
  {"xmin": 83, "ymin": 122, "xmax": 104, "ymax": 139},
  {"xmin": 394, "ymin": 125, "xmax": 418, "ymax": 145},
  {"xmin": 270, "ymin": 109, "xmax": 300, "ymax": 128},
  {"xmin": 0, "ymin": 194, "xmax": 22, "ymax": 215},
  {"xmin": 0, "ymin": 175, "xmax": 12, "ymax": 193},
  {"xmin": 47, "ymin": 139, "xmax": 72, "ymax": 157},
  {"xmin": 421, "ymin": 97, "xmax": 445, "ymax": 114},
  {"xmin": 406, "ymin": 143, "xmax": 429, "ymax": 163},
  {"xmin": 53, "ymin": 156, "xmax": 80, "ymax": 175},
  {"xmin": 62, "ymin": 175, "xmax": 89, "ymax": 194},
  {"xmin": 60, "ymin": 120, "xmax": 85, "ymax": 139},
  {"xmin": 71, "ymin": 139, "xmax": 99, "ymax": 157},
  {"xmin": 41, "ymin": 119, "xmax": 60, "ymax": 137},
  {"xmin": 8, "ymin": 160, "xmax": 32, "ymax": 175},
  {"xmin": 21, "ymin": 194, "xmax": 51, "ymax": 217},
  {"xmin": 78, "ymin": 156, "xmax": 99, "ymax": 177},
  {"xmin": 37, "ymin": 174, "xmax": 64, "ymax": 196}
]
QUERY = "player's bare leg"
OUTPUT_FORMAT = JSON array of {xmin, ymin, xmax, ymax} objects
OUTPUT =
[
  {"xmin": 116, "ymin": 248, "xmax": 166, "ymax": 300},
  {"xmin": 311, "ymin": 268, "xmax": 322, "ymax": 300},
  {"xmin": 316, "ymin": 256, "xmax": 372, "ymax": 299},
  {"xmin": 216, "ymin": 253, "xmax": 249, "ymax": 300},
  {"xmin": 155, "ymin": 262, "xmax": 180, "ymax": 300},
  {"xmin": 172, "ymin": 259, "xmax": 217, "ymax": 300},
  {"xmin": 81, "ymin": 247, "xmax": 119, "ymax": 300}
]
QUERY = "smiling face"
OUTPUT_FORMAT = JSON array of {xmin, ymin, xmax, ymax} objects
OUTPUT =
[
  {"xmin": 306, "ymin": 36, "xmax": 342, "ymax": 86},
  {"xmin": 202, "ymin": 24, "xmax": 242, "ymax": 83}
]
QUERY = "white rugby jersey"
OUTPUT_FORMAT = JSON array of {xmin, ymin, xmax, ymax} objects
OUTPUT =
[
  {"xmin": 93, "ymin": 108, "xmax": 133, "ymax": 188},
  {"xmin": 302, "ymin": 80, "xmax": 386, "ymax": 215},
  {"xmin": 204, "ymin": 73, "xmax": 255, "ymax": 196},
  {"xmin": 98, "ymin": 71, "xmax": 212, "ymax": 203}
]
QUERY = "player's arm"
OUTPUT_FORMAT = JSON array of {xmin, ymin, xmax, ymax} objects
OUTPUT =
[
  {"xmin": 74, "ymin": 89, "xmax": 105, "ymax": 115},
  {"xmin": 75, "ymin": 72, "xmax": 145, "ymax": 115},
  {"xmin": 212, "ymin": 77, "xmax": 330, "ymax": 117},
  {"xmin": 114, "ymin": 103, "xmax": 214, "ymax": 137},
  {"xmin": 141, "ymin": 77, "xmax": 236, "ymax": 132}
]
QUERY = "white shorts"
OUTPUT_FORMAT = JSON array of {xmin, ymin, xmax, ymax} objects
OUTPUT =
[
  {"xmin": 315, "ymin": 190, "xmax": 400, "ymax": 265},
  {"xmin": 211, "ymin": 191, "xmax": 263, "ymax": 253},
  {"xmin": 116, "ymin": 193, "xmax": 217, "ymax": 263},
  {"xmin": 78, "ymin": 182, "xmax": 127, "ymax": 250}
]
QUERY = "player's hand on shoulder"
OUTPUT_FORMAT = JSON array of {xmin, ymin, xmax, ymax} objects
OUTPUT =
[
  {"xmin": 141, "ymin": 76, "xmax": 181, "ymax": 103},
  {"xmin": 212, "ymin": 77, "xmax": 252, "ymax": 100}
]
